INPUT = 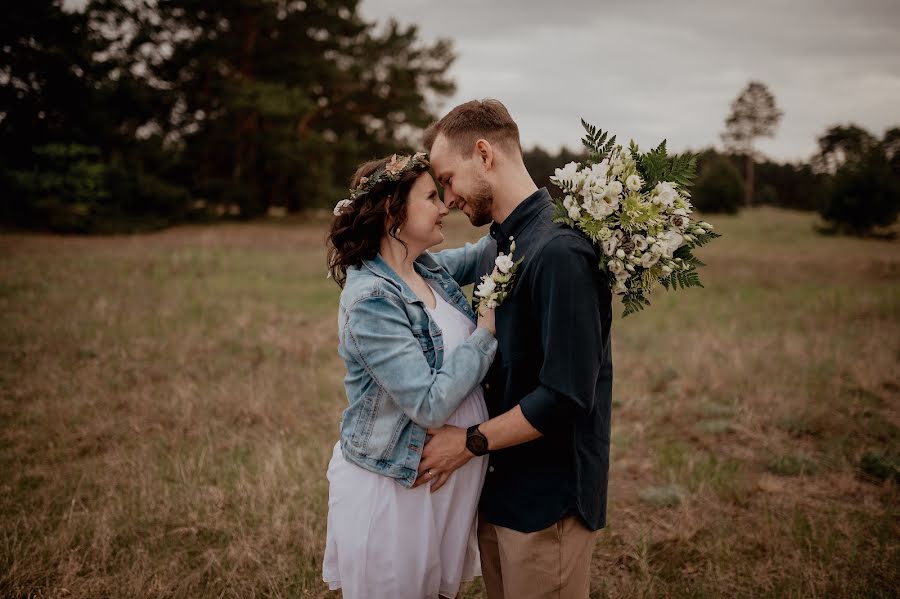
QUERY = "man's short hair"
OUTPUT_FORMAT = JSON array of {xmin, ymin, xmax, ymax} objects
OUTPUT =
[{"xmin": 423, "ymin": 99, "xmax": 522, "ymax": 156}]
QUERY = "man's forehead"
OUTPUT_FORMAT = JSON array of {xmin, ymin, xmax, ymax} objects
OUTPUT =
[{"xmin": 429, "ymin": 147, "xmax": 453, "ymax": 178}]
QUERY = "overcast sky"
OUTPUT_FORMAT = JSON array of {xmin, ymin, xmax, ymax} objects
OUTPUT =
[{"xmin": 360, "ymin": 0, "xmax": 900, "ymax": 163}]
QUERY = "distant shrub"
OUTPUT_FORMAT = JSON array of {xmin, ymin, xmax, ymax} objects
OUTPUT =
[
  {"xmin": 3, "ymin": 144, "xmax": 194, "ymax": 233},
  {"xmin": 691, "ymin": 155, "xmax": 743, "ymax": 214},
  {"xmin": 4, "ymin": 144, "xmax": 109, "ymax": 232},
  {"xmin": 818, "ymin": 147, "xmax": 900, "ymax": 236}
]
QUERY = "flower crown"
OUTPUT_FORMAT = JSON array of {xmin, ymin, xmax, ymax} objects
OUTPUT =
[{"xmin": 333, "ymin": 152, "xmax": 430, "ymax": 215}]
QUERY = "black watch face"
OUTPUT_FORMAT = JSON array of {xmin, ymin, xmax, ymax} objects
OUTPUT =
[{"xmin": 468, "ymin": 434, "xmax": 488, "ymax": 455}]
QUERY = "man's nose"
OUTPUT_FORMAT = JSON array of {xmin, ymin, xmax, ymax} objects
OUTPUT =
[{"xmin": 443, "ymin": 189, "xmax": 458, "ymax": 209}]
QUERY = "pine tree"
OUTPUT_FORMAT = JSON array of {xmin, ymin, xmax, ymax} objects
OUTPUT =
[{"xmin": 721, "ymin": 81, "xmax": 783, "ymax": 206}]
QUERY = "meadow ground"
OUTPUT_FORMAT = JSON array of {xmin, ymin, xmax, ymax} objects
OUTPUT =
[{"xmin": 1, "ymin": 206, "xmax": 898, "ymax": 598}]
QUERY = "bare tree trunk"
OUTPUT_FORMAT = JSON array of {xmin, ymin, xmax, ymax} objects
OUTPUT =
[
  {"xmin": 744, "ymin": 152, "xmax": 754, "ymax": 206},
  {"xmin": 232, "ymin": 14, "xmax": 262, "ymax": 216}
]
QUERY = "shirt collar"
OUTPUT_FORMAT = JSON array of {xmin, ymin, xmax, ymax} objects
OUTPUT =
[{"xmin": 490, "ymin": 187, "xmax": 551, "ymax": 246}]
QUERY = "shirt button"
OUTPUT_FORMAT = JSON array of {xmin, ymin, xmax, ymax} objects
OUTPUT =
[{"xmin": 488, "ymin": 466, "xmax": 495, "ymax": 473}]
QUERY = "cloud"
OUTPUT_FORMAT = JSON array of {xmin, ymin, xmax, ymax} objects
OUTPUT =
[{"xmin": 361, "ymin": 0, "xmax": 900, "ymax": 162}]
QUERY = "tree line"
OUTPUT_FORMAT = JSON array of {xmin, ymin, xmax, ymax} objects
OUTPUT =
[
  {"xmin": 1, "ymin": 0, "xmax": 454, "ymax": 232},
  {"xmin": 527, "ymin": 81, "xmax": 899, "ymax": 237},
  {"xmin": 1, "ymin": 4, "xmax": 897, "ymax": 236}
]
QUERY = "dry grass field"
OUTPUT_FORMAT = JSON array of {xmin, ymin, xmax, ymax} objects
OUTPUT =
[{"xmin": 1, "ymin": 206, "xmax": 898, "ymax": 598}]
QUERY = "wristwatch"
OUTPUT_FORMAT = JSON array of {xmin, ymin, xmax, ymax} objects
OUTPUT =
[{"xmin": 465, "ymin": 424, "xmax": 490, "ymax": 456}]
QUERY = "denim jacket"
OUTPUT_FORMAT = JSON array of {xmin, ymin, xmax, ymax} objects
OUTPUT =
[{"xmin": 336, "ymin": 235, "xmax": 497, "ymax": 487}]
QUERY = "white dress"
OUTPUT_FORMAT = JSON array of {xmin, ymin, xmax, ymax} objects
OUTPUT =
[{"xmin": 322, "ymin": 287, "xmax": 489, "ymax": 599}]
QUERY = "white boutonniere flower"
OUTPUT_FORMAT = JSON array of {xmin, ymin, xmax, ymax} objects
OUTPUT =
[{"xmin": 473, "ymin": 238, "xmax": 524, "ymax": 311}]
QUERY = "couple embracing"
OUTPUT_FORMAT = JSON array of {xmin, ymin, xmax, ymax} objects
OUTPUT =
[{"xmin": 322, "ymin": 99, "xmax": 613, "ymax": 599}]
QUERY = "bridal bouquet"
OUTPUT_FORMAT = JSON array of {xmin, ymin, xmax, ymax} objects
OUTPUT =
[{"xmin": 550, "ymin": 120, "xmax": 720, "ymax": 316}]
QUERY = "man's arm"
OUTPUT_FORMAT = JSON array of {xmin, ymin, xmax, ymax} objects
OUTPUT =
[
  {"xmin": 415, "ymin": 234, "xmax": 608, "ymax": 491},
  {"xmin": 413, "ymin": 406, "xmax": 541, "ymax": 491},
  {"xmin": 428, "ymin": 234, "xmax": 491, "ymax": 286}
]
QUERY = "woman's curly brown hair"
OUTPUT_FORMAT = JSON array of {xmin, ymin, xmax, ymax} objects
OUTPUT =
[{"xmin": 326, "ymin": 156, "xmax": 427, "ymax": 287}]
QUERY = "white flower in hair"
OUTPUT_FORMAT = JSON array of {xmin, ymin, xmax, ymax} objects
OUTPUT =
[{"xmin": 333, "ymin": 199, "xmax": 353, "ymax": 215}]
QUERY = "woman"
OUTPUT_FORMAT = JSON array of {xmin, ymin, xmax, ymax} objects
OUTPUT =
[{"xmin": 322, "ymin": 152, "xmax": 496, "ymax": 599}]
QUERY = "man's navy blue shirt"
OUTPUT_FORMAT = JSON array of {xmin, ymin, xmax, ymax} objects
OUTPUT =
[{"xmin": 477, "ymin": 188, "xmax": 613, "ymax": 533}]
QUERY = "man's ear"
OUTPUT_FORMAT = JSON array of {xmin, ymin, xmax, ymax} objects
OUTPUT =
[{"xmin": 474, "ymin": 139, "xmax": 494, "ymax": 170}]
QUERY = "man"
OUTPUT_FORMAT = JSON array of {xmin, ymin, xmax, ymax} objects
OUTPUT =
[{"xmin": 415, "ymin": 99, "xmax": 614, "ymax": 598}]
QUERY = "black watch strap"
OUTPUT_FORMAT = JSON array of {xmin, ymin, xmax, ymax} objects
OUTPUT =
[{"xmin": 465, "ymin": 424, "xmax": 490, "ymax": 456}]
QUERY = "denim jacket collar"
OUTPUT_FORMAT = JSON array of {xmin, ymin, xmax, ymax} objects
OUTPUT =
[{"xmin": 360, "ymin": 252, "xmax": 444, "ymax": 306}]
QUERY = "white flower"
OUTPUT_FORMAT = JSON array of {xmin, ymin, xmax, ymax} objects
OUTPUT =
[
  {"xmin": 659, "ymin": 230, "xmax": 684, "ymax": 256},
  {"xmin": 333, "ymin": 199, "xmax": 353, "ymax": 215},
  {"xmin": 670, "ymin": 215, "xmax": 688, "ymax": 229},
  {"xmin": 656, "ymin": 190, "xmax": 676, "ymax": 206},
  {"xmin": 598, "ymin": 227, "xmax": 612, "ymax": 241},
  {"xmin": 552, "ymin": 161, "xmax": 579, "ymax": 186},
  {"xmin": 475, "ymin": 277, "xmax": 497, "ymax": 298},
  {"xmin": 655, "ymin": 182, "xmax": 675, "ymax": 195},
  {"xmin": 495, "ymin": 254, "xmax": 514, "ymax": 274},
  {"xmin": 616, "ymin": 248, "xmax": 626, "ymax": 259},
  {"xmin": 650, "ymin": 242, "xmax": 665, "ymax": 257},
  {"xmin": 699, "ymin": 221, "xmax": 714, "ymax": 231},
  {"xmin": 653, "ymin": 181, "xmax": 677, "ymax": 207},
  {"xmin": 611, "ymin": 163, "xmax": 625, "ymax": 176},
  {"xmin": 631, "ymin": 234, "xmax": 648, "ymax": 251},
  {"xmin": 613, "ymin": 280, "xmax": 628, "ymax": 295},
  {"xmin": 571, "ymin": 169, "xmax": 588, "ymax": 193},
  {"xmin": 585, "ymin": 198, "xmax": 614, "ymax": 220},
  {"xmin": 602, "ymin": 236, "xmax": 619, "ymax": 256},
  {"xmin": 602, "ymin": 194, "xmax": 620, "ymax": 213},
  {"xmin": 608, "ymin": 259, "xmax": 625, "ymax": 275},
  {"xmin": 626, "ymin": 174, "xmax": 643, "ymax": 192},
  {"xmin": 562, "ymin": 194, "xmax": 582, "ymax": 220},
  {"xmin": 580, "ymin": 175, "xmax": 606, "ymax": 200},
  {"xmin": 589, "ymin": 161, "xmax": 610, "ymax": 180},
  {"xmin": 606, "ymin": 180, "xmax": 623, "ymax": 199},
  {"xmin": 641, "ymin": 252, "xmax": 660, "ymax": 268}
]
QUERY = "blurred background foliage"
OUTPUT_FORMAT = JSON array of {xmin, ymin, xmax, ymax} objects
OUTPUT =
[{"xmin": 1, "ymin": 1, "xmax": 897, "ymax": 235}]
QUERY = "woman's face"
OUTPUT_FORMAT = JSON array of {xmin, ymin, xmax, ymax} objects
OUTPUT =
[{"xmin": 396, "ymin": 173, "xmax": 449, "ymax": 250}]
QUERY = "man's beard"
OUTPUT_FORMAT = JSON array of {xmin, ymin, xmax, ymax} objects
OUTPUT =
[{"xmin": 465, "ymin": 178, "xmax": 493, "ymax": 227}]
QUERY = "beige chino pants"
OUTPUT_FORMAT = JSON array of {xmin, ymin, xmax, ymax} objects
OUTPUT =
[{"xmin": 477, "ymin": 514, "xmax": 598, "ymax": 599}]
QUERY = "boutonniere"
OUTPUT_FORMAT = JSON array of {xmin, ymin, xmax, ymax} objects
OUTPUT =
[{"xmin": 473, "ymin": 237, "xmax": 524, "ymax": 311}]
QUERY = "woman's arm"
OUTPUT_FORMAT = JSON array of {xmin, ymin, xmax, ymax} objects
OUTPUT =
[{"xmin": 342, "ymin": 293, "xmax": 497, "ymax": 428}]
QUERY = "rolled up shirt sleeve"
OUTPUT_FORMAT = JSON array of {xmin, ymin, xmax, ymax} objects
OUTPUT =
[{"xmin": 518, "ymin": 234, "xmax": 607, "ymax": 434}]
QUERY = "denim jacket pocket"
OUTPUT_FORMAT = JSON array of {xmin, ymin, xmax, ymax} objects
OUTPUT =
[
  {"xmin": 349, "ymin": 389, "xmax": 380, "ymax": 452},
  {"xmin": 412, "ymin": 327, "xmax": 434, "ymax": 352}
]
